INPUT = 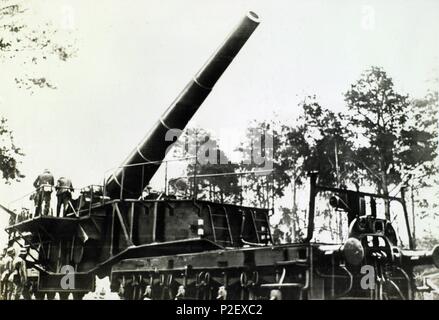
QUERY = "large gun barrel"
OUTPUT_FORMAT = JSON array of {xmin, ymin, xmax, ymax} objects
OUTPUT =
[{"xmin": 105, "ymin": 12, "xmax": 260, "ymax": 199}]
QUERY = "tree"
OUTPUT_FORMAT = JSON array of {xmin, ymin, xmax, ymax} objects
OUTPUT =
[
  {"xmin": 238, "ymin": 98, "xmax": 357, "ymax": 242},
  {"xmin": 169, "ymin": 127, "xmax": 242, "ymax": 203},
  {"xmin": 407, "ymin": 85, "xmax": 438, "ymax": 180},
  {"xmin": 238, "ymin": 116, "xmax": 311, "ymax": 241},
  {"xmin": 272, "ymin": 207, "xmax": 306, "ymax": 244},
  {"xmin": 299, "ymin": 96, "xmax": 358, "ymax": 187},
  {"xmin": 344, "ymin": 67, "xmax": 437, "ymax": 219},
  {"xmin": 1, "ymin": 1, "xmax": 77, "ymax": 92},
  {"xmin": 0, "ymin": 2, "xmax": 77, "ymax": 183},
  {"xmin": 238, "ymin": 120, "xmax": 283, "ymax": 207},
  {"xmin": 298, "ymin": 97, "xmax": 360, "ymax": 241},
  {"xmin": 405, "ymin": 83, "xmax": 439, "ymax": 247},
  {"xmin": 0, "ymin": 117, "xmax": 24, "ymax": 182},
  {"xmin": 277, "ymin": 122, "xmax": 309, "ymax": 240}
]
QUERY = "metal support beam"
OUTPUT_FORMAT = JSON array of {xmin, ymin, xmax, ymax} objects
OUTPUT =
[
  {"xmin": 129, "ymin": 202, "xmax": 135, "ymax": 242},
  {"xmin": 305, "ymin": 173, "xmax": 318, "ymax": 243},
  {"xmin": 109, "ymin": 206, "xmax": 115, "ymax": 256},
  {"xmin": 400, "ymin": 187, "xmax": 414, "ymax": 250},
  {"xmin": 114, "ymin": 203, "xmax": 134, "ymax": 247}
]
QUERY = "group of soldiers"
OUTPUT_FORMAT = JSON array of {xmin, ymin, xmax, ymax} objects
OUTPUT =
[
  {"xmin": 0, "ymin": 247, "xmax": 27, "ymax": 300},
  {"xmin": 32, "ymin": 169, "xmax": 74, "ymax": 217},
  {"xmin": 0, "ymin": 170, "xmax": 75, "ymax": 300}
]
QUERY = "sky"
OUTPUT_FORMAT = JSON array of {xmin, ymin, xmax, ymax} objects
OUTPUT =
[{"xmin": 0, "ymin": 0, "xmax": 438, "ymax": 245}]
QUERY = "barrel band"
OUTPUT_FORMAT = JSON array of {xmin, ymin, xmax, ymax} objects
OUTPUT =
[
  {"xmin": 110, "ymin": 173, "xmax": 122, "ymax": 188},
  {"xmin": 136, "ymin": 145, "xmax": 152, "ymax": 162},
  {"xmin": 160, "ymin": 117, "xmax": 172, "ymax": 130},
  {"xmin": 193, "ymin": 77, "xmax": 212, "ymax": 90}
]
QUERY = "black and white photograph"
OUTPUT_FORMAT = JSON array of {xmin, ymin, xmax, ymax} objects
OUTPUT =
[{"xmin": 0, "ymin": 0, "xmax": 438, "ymax": 305}]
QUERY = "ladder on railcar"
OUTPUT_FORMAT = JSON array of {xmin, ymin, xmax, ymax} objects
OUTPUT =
[
  {"xmin": 207, "ymin": 205, "xmax": 233, "ymax": 247},
  {"xmin": 250, "ymin": 208, "xmax": 273, "ymax": 244}
]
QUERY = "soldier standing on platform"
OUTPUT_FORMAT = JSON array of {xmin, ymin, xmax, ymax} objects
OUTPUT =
[
  {"xmin": 55, "ymin": 177, "xmax": 74, "ymax": 217},
  {"xmin": 29, "ymin": 192, "xmax": 39, "ymax": 218},
  {"xmin": 33, "ymin": 169, "xmax": 55, "ymax": 216}
]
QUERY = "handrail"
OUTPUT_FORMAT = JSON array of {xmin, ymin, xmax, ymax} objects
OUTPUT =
[
  {"xmin": 6, "ymin": 158, "xmax": 275, "ymax": 224},
  {"xmin": 102, "ymin": 156, "xmax": 197, "ymax": 177},
  {"xmin": 168, "ymin": 169, "xmax": 273, "ymax": 182},
  {"xmin": 5, "ymin": 157, "xmax": 197, "ymax": 219},
  {"xmin": 102, "ymin": 156, "xmax": 198, "ymax": 201},
  {"xmin": 7, "ymin": 184, "xmax": 101, "ymax": 208},
  {"xmin": 168, "ymin": 169, "xmax": 274, "ymax": 208}
]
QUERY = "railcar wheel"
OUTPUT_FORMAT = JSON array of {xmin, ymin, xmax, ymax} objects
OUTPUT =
[
  {"xmin": 46, "ymin": 292, "xmax": 56, "ymax": 300},
  {"xmin": 72, "ymin": 292, "xmax": 86, "ymax": 300},
  {"xmin": 22, "ymin": 286, "xmax": 32, "ymax": 300},
  {"xmin": 59, "ymin": 292, "xmax": 70, "ymax": 300},
  {"xmin": 34, "ymin": 292, "xmax": 45, "ymax": 300}
]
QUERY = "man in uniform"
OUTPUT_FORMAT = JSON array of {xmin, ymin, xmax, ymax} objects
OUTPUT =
[
  {"xmin": 33, "ymin": 169, "xmax": 55, "ymax": 216},
  {"xmin": 7, "ymin": 247, "xmax": 27, "ymax": 300},
  {"xmin": 29, "ymin": 192, "xmax": 39, "ymax": 218},
  {"xmin": 8, "ymin": 210, "xmax": 17, "ymax": 226},
  {"xmin": 175, "ymin": 285, "xmax": 186, "ymax": 300},
  {"xmin": 0, "ymin": 248, "xmax": 6, "ymax": 299},
  {"xmin": 55, "ymin": 177, "xmax": 74, "ymax": 217},
  {"xmin": 1, "ymin": 247, "xmax": 14, "ymax": 299},
  {"xmin": 217, "ymin": 286, "xmax": 227, "ymax": 300}
]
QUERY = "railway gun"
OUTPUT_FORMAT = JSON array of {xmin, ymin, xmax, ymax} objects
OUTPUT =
[{"xmin": 2, "ymin": 11, "xmax": 438, "ymax": 300}]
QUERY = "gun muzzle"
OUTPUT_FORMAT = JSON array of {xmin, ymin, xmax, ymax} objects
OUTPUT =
[
  {"xmin": 317, "ymin": 237, "xmax": 364, "ymax": 267},
  {"xmin": 342, "ymin": 237, "xmax": 365, "ymax": 266}
]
